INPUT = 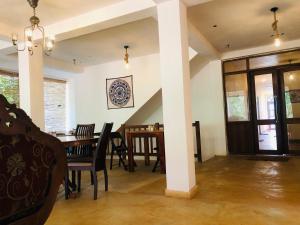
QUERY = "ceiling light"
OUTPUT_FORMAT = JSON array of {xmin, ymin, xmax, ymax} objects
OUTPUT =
[
  {"xmin": 270, "ymin": 7, "xmax": 282, "ymax": 48},
  {"xmin": 289, "ymin": 74, "xmax": 295, "ymax": 81},
  {"xmin": 11, "ymin": 0, "xmax": 55, "ymax": 56},
  {"xmin": 124, "ymin": 45, "xmax": 130, "ymax": 69}
]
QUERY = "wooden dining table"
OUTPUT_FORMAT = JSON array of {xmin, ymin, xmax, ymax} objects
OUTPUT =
[
  {"xmin": 57, "ymin": 135, "xmax": 100, "ymax": 148},
  {"xmin": 126, "ymin": 130, "xmax": 165, "ymax": 174}
]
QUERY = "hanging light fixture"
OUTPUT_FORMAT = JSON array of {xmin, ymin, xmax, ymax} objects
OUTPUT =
[
  {"xmin": 11, "ymin": 0, "xmax": 55, "ymax": 55},
  {"xmin": 270, "ymin": 7, "xmax": 282, "ymax": 47},
  {"xmin": 124, "ymin": 45, "xmax": 130, "ymax": 69}
]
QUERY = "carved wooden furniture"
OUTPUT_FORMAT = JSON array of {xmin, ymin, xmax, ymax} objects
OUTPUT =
[
  {"xmin": 126, "ymin": 130, "xmax": 165, "ymax": 173},
  {"xmin": 0, "ymin": 95, "xmax": 66, "ymax": 225},
  {"xmin": 110, "ymin": 132, "xmax": 128, "ymax": 170},
  {"xmin": 64, "ymin": 123, "xmax": 113, "ymax": 200}
]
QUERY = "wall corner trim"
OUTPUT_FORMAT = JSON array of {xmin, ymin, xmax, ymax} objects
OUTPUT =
[{"xmin": 165, "ymin": 185, "xmax": 199, "ymax": 199}]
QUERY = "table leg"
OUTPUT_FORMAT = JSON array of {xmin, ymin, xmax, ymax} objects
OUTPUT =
[
  {"xmin": 144, "ymin": 137, "xmax": 150, "ymax": 166},
  {"xmin": 127, "ymin": 134, "xmax": 135, "ymax": 172},
  {"xmin": 158, "ymin": 134, "xmax": 166, "ymax": 174}
]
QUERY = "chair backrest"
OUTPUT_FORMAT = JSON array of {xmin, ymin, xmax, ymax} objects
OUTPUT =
[
  {"xmin": 75, "ymin": 124, "xmax": 95, "ymax": 137},
  {"xmin": 94, "ymin": 123, "xmax": 113, "ymax": 171},
  {"xmin": 110, "ymin": 132, "xmax": 127, "ymax": 150},
  {"xmin": 0, "ymin": 94, "xmax": 66, "ymax": 225}
]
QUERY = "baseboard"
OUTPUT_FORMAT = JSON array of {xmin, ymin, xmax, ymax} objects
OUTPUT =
[{"xmin": 165, "ymin": 185, "xmax": 198, "ymax": 199}]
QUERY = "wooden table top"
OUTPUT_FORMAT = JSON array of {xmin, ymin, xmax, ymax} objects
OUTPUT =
[{"xmin": 57, "ymin": 135, "xmax": 100, "ymax": 147}]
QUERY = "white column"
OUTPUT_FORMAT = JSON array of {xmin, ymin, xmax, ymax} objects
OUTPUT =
[
  {"xmin": 18, "ymin": 44, "xmax": 45, "ymax": 130},
  {"xmin": 157, "ymin": 0, "xmax": 197, "ymax": 197}
]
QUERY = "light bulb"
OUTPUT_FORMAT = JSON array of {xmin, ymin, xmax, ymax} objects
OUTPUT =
[
  {"xmin": 12, "ymin": 33, "xmax": 18, "ymax": 41},
  {"xmin": 289, "ymin": 74, "xmax": 295, "ymax": 81},
  {"xmin": 125, "ymin": 62, "xmax": 130, "ymax": 69},
  {"xmin": 25, "ymin": 29, "xmax": 33, "ymax": 38},
  {"xmin": 46, "ymin": 41, "xmax": 54, "ymax": 50},
  {"xmin": 49, "ymin": 35, "xmax": 55, "ymax": 41},
  {"xmin": 26, "ymin": 41, "xmax": 33, "ymax": 48},
  {"xmin": 274, "ymin": 37, "xmax": 281, "ymax": 47}
]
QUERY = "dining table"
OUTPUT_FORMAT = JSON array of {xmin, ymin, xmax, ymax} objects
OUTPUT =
[
  {"xmin": 57, "ymin": 135, "xmax": 100, "ymax": 148},
  {"xmin": 126, "ymin": 130, "xmax": 166, "ymax": 174}
]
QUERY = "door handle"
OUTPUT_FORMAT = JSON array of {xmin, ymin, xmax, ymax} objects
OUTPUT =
[{"xmin": 274, "ymin": 96, "xmax": 279, "ymax": 123}]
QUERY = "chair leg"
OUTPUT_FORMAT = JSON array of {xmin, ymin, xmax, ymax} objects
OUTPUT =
[
  {"xmin": 71, "ymin": 170, "xmax": 76, "ymax": 191},
  {"xmin": 92, "ymin": 170, "xmax": 98, "ymax": 200},
  {"xmin": 64, "ymin": 170, "xmax": 69, "ymax": 200},
  {"xmin": 104, "ymin": 167, "xmax": 108, "ymax": 192},
  {"xmin": 90, "ymin": 171, "xmax": 94, "ymax": 185},
  {"xmin": 77, "ymin": 171, "xmax": 81, "ymax": 192},
  {"xmin": 119, "ymin": 153, "xmax": 128, "ymax": 170},
  {"xmin": 110, "ymin": 149, "xmax": 114, "ymax": 170},
  {"xmin": 152, "ymin": 158, "xmax": 160, "ymax": 173}
]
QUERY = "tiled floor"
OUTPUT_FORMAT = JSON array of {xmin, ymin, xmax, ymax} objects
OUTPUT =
[{"xmin": 46, "ymin": 156, "xmax": 300, "ymax": 225}]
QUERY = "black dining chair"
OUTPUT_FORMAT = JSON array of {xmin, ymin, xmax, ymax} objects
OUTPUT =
[
  {"xmin": 69, "ymin": 124, "xmax": 95, "ymax": 158},
  {"xmin": 67, "ymin": 124, "xmax": 95, "ymax": 190},
  {"xmin": 110, "ymin": 132, "xmax": 128, "ymax": 170},
  {"xmin": 65, "ymin": 123, "xmax": 113, "ymax": 200}
]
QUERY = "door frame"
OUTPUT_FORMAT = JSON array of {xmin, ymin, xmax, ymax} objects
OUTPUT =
[
  {"xmin": 279, "ymin": 65, "xmax": 300, "ymax": 155},
  {"xmin": 249, "ymin": 68, "xmax": 283, "ymax": 155}
]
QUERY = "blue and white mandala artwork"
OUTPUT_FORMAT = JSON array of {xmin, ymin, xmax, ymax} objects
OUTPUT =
[{"xmin": 106, "ymin": 75, "xmax": 134, "ymax": 109}]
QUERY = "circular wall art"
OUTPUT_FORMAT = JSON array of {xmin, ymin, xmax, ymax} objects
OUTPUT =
[{"xmin": 108, "ymin": 78, "xmax": 132, "ymax": 107}]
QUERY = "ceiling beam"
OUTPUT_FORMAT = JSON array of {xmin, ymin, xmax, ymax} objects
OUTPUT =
[
  {"xmin": 45, "ymin": 0, "xmax": 156, "ymax": 42},
  {"xmin": 153, "ymin": 0, "xmax": 212, "ymax": 7},
  {"xmin": 222, "ymin": 38, "xmax": 300, "ymax": 60}
]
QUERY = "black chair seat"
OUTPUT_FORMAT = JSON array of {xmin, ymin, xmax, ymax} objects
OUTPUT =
[{"xmin": 67, "ymin": 156, "xmax": 93, "ymax": 163}]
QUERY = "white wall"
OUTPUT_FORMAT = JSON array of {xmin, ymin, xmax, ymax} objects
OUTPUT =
[
  {"xmin": 190, "ymin": 58, "xmax": 227, "ymax": 161},
  {"xmin": 126, "ymin": 56, "xmax": 228, "ymax": 161},
  {"xmin": 73, "ymin": 53, "xmax": 161, "ymax": 132}
]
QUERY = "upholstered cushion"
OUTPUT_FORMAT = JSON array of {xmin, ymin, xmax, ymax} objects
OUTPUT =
[
  {"xmin": 0, "ymin": 133, "xmax": 55, "ymax": 223},
  {"xmin": 68, "ymin": 162, "xmax": 93, "ymax": 171}
]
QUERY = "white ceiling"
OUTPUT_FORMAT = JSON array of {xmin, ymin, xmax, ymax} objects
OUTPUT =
[
  {"xmin": 0, "ymin": 0, "xmax": 125, "ymax": 30},
  {"xmin": 50, "ymin": 18, "xmax": 159, "ymax": 66},
  {"xmin": 188, "ymin": 0, "xmax": 300, "ymax": 52}
]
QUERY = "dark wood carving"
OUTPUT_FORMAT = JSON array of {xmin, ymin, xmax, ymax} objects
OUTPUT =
[{"xmin": 0, "ymin": 95, "xmax": 66, "ymax": 225}]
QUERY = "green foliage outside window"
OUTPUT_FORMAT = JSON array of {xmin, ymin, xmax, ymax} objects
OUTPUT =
[
  {"xmin": 0, "ymin": 75, "xmax": 19, "ymax": 106},
  {"xmin": 227, "ymin": 96, "xmax": 248, "ymax": 121},
  {"xmin": 285, "ymin": 92, "xmax": 293, "ymax": 118}
]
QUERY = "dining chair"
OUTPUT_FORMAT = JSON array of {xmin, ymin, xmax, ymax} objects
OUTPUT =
[
  {"xmin": 65, "ymin": 123, "xmax": 113, "ymax": 200},
  {"xmin": 110, "ymin": 132, "xmax": 128, "ymax": 170},
  {"xmin": 70, "ymin": 124, "xmax": 95, "ymax": 158},
  {"xmin": 68, "ymin": 124, "xmax": 95, "ymax": 190}
]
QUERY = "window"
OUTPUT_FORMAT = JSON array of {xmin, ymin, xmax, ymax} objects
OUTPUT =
[
  {"xmin": 0, "ymin": 72, "xmax": 66, "ymax": 132},
  {"xmin": 0, "ymin": 72, "xmax": 19, "ymax": 106},
  {"xmin": 44, "ymin": 79, "xmax": 66, "ymax": 133},
  {"xmin": 225, "ymin": 74, "xmax": 249, "ymax": 121}
]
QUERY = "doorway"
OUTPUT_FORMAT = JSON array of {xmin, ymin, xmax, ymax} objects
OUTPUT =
[{"xmin": 250, "ymin": 66, "xmax": 300, "ymax": 154}]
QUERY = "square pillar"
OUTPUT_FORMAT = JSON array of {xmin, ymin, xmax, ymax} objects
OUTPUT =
[
  {"xmin": 18, "ymin": 44, "xmax": 45, "ymax": 130},
  {"xmin": 157, "ymin": 0, "xmax": 197, "ymax": 198}
]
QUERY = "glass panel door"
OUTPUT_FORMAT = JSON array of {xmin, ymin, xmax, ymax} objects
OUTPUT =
[
  {"xmin": 252, "ymin": 71, "xmax": 281, "ymax": 153},
  {"xmin": 283, "ymin": 69, "xmax": 300, "ymax": 153}
]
